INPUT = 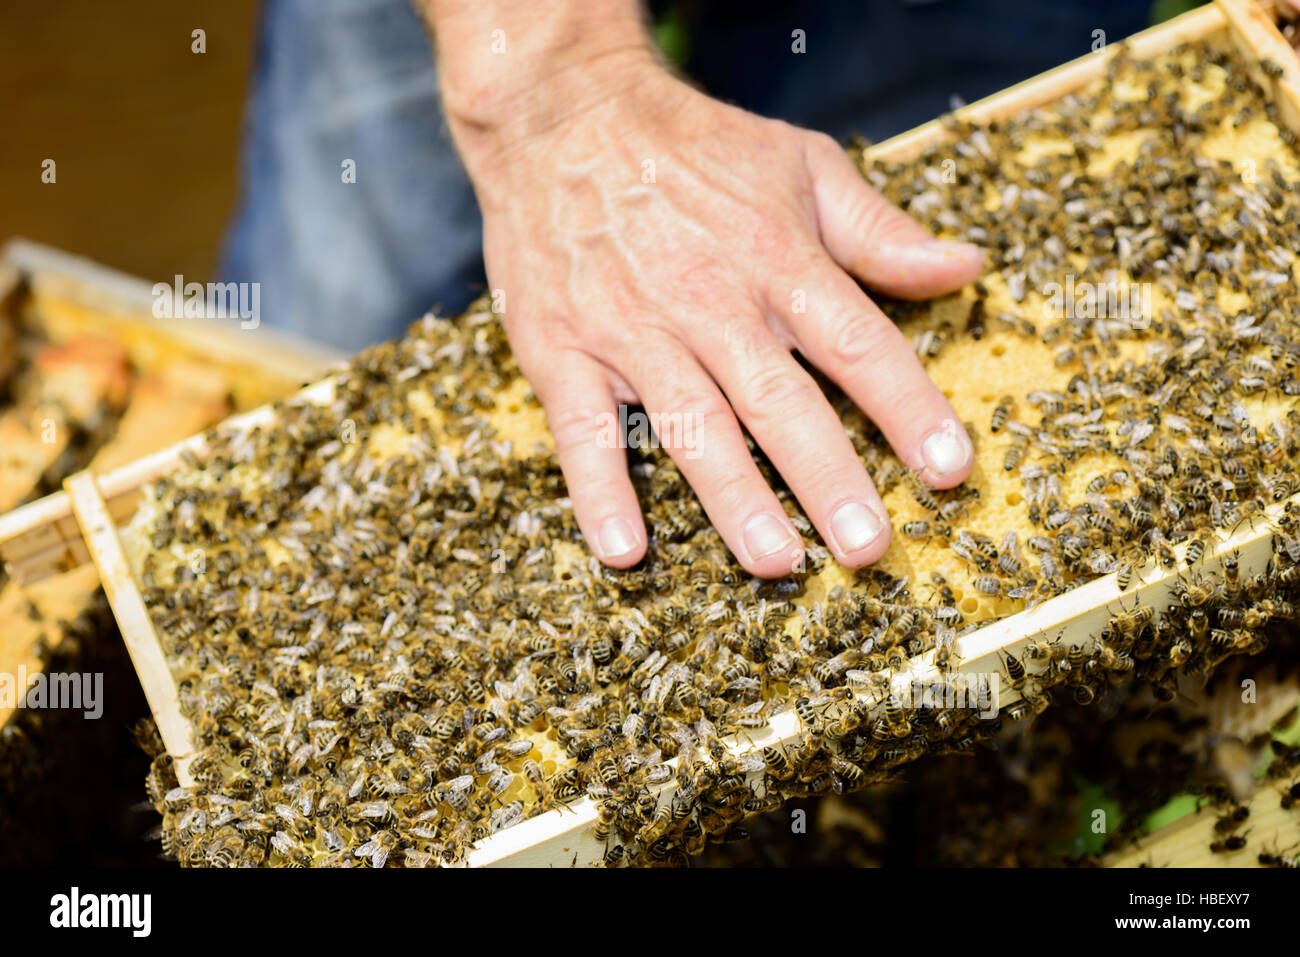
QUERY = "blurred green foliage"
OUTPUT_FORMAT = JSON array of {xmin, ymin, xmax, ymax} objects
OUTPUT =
[
  {"xmin": 1063, "ymin": 780, "xmax": 1124, "ymax": 857},
  {"xmin": 1151, "ymin": 0, "xmax": 1208, "ymax": 24},
  {"xmin": 654, "ymin": 2, "xmax": 691, "ymax": 69}
]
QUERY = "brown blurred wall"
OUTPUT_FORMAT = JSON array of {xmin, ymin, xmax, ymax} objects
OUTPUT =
[{"xmin": 0, "ymin": 0, "xmax": 260, "ymax": 283}]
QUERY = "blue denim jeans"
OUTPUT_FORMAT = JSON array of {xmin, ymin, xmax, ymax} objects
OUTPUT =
[{"xmin": 221, "ymin": 0, "xmax": 1152, "ymax": 352}]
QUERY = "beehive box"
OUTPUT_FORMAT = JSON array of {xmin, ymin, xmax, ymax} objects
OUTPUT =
[
  {"xmin": 0, "ymin": 241, "xmax": 342, "ymax": 862},
  {"xmin": 7, "ymin": 0, "xmax": 1300, "ymax": 867}
]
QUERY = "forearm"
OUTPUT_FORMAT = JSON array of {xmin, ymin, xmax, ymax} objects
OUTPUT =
[{"xmin": 420, "ymin": 0, "xmax": 657, "ymax": 171}]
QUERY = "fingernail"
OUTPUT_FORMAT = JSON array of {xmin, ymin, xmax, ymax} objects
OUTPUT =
[
  {"xmin": 921, "ymin": 239, "xmax": 983, "ymax": 258},
  {"xmin": 598, "ymin": 516, "xmax": 638, "ymax": 559},
  {"xmin": 743, "ymin": 511, "xmax": 798, "ymax": 561},
  {"xmin": 921, "ymin": 420, "xmax": 973, "ymax": 477},
  {"xmin": 910, "ymin": 239, "xmax": 984, "ymax": 267},
  {"xmin": 830, "ymin": 501, "xmax": 885, "ymax": 554}
]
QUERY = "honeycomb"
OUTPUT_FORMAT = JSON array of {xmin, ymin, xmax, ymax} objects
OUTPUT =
[{"xmin": 122, "ymin": 35, "xmax": 1300, "ymax": 866}]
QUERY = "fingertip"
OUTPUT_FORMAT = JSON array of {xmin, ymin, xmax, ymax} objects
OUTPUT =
[
  {"xmin": 860, "ymin": 240, "xmax": 986, "ymax": 299},
  {"xmin": 919, "ymin": 463, "xmax": 974, "ymax": 490},
  {"xmin": 924, "ymin": 239, "xmax": 986, "ymax": 268},
  {"xmin": 738, "ymin": 510, "xmax": 805, "ymax": 578},
  {"xmin": 836, "ymin": 531, "xmax": 892, "ymax": 569},
  {"xmin": 915, "ymin": 418, "xmax": 975, "ymax": 489},
  {"xmin": 592, "ymin": 514, "xmax": 647, "ymax": 568},
  {"xmin": 827, "ymin": 499, "xmax": 891, "ymax": 567},
  {"xmin": 745, "ymin": 543, "xmax": 807, "ymax": 580}
]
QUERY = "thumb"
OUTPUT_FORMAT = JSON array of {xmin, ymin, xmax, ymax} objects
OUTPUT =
[{"xmin": 805, "ymin": 133, "xmax": 984, "ymax": 299}]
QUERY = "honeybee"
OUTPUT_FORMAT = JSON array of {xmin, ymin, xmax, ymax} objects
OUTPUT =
[
  {"xmin": 933, "ymin": 628, "xmax": 959, "ymax": 674},
  {"xmin": 1001, "ymin": 652, "xmax": 1027, "ymax": 690},
  {"xmin": 1209, "ymin": 834, "xmax": 1249, "ymax": 854},
  {"xmin": 990, "ymin": 396, "xmax": 1014, "ymax": 433}
]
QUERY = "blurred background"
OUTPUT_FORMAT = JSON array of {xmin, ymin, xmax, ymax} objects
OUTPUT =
[
  {"xmin": 1, "ymin": 0, "xmax": 1207, "ymax": 293},
  {"xmin": 1, "ymin": 0, "xmax": 258, "ymax": 283}
]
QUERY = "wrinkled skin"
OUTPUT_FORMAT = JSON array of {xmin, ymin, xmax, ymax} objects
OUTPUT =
[{"xmin": 441, "ymin": 37, "xmax": 985, "ymax": 577}]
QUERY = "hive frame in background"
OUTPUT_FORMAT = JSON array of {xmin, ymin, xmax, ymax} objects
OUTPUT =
[
  {"xmin": 1105, "ymin": 769, "xmax": 1300, "ymax": 867},
  {"xmin": 0, "ymin": 242, "xmax": 342, "ymax": 738},
  {"xmin": 0, "ymin": 237, "xmax": 343, "ymax": 587},
  {"xmin": 1, "ymin": 0, "xmax": 1297, "ymax": 867}
]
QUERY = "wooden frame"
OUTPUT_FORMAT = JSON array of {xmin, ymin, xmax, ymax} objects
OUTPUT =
[
  {"xmin": 0, "ymin": 242, "xmax": 342, "ymax": 734},
  {"xmin": 64, "ymin": 473, "xmax": 197, "ymax": 785},
  {"xmin": 1107, "ymin": 760, "xmax": 1300, "ymax": 867},
  {"xmin": 2, "ymin": 238, "xmax": 344, "ymax": 390},
  {"xmin": 3, "ymin": 0, "xmax": 1297, "ymax": 867},
  {"xmin": 0, "ymin": 380, "xmax": 337, "ymax": 586},
  {"xmin": 0, "ymin": 239, "xmax": 344, "ymax": 584}
]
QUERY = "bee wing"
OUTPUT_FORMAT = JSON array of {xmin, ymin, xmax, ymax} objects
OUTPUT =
[
  {"xmin": 492, "ymin": 803, "xmax": 524, "ymax": 832},
  {"xmin": 577, "ymin": 649, "xmax": 595, "ymax": 685},
  {"xmin": 347, "ymin": 774, "xmax": 367, "ymax": 799},
  {"xmin": 734, "ymin": 753, "xmax": 766, "ymax": 774},
  {"xmin": 503, "ymin": 738, "xmax": 534, "ymax": 758},
  {"xmin": 489, "ymin": 770, "xmax": 514, "ymax": 795},
  {"xmin": 643, "ymin": 763, "xmax": 673, "ymax": 785},
  {"xmin": 270, "ymin": 830, "xmax": 296, "ymax": 855},
  {"xmin": 290, "ymin": 742, "xmax": 314, "ymax": 772},
  {"xmin": 669, "ymin": 723, "xmax": 697, "ymax": 750},
  {"xmin": 1001, "ymin": 530, "xmax": 1023, "ymax": 560}
]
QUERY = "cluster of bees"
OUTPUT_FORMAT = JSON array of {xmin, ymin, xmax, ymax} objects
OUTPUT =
[
  {"xmin": 710, "ymin": 726, "xmax": 1300, "ymax": 870},
  {"xmin": 700, "ymin": 626, "xmax": 1300, "ymax": 869},
  {"xmin": 132, "ymin": 37, "xmax": 1300, "ymax": 866}
]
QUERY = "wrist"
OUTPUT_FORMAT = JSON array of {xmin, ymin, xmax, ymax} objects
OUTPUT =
[{"xmin": 424, "ymin": 1, "xmax": 659, "ymax": 170}]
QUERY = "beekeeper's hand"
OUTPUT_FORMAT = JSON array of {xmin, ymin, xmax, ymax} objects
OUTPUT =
[{"xmin": 426, "ymin": 0, "xmax": 982, "ymax": 577}]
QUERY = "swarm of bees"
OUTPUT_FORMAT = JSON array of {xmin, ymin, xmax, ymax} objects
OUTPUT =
[
  {"xmin": 699, "ymin": 629, "xmax": 1300, "ymax": 869},
  {"xmin": 132, "ymin": 38, "xmax": 1300, "ymax": 866}
]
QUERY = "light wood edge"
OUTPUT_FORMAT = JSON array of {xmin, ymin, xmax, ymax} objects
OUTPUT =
[
  {"xmin": 1106, "ymin": 775, "xmax": 1299, "ymax": 867},
  {"xmin": 866, "ymin": 3, "xmax": 1228, "ymax": 163},
  {"xmin": 0, "ymin": 379, "xmax": 339, "ymax": 581},
  {"xmin": 1220, "ymin": 0, "xmax": 1300, "ymax": 142},
  {"xmin": 63, "ymin": 471, "xmax": 196, "ymax": 786}
]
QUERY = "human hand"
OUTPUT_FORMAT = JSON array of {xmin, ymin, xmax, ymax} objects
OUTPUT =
[{"xmin": 436, "ymin": 19, "xmax": 983, "ymax": 578}]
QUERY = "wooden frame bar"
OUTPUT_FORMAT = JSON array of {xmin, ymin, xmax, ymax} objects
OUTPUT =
[
  {"xmin": 63, "ymin": 472, "xmax": 196, "ymax": 785},
  {"xmin": 8, "ymin": 0, "xmax": 1298, "ymax": 866},
  {"xmin": 1107, "ymin": 769, "xmax": 1300, "ymax": 867},
  {"xmin": 0, "ymin": 380, "xmax": 337, "ymax": 584}
]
